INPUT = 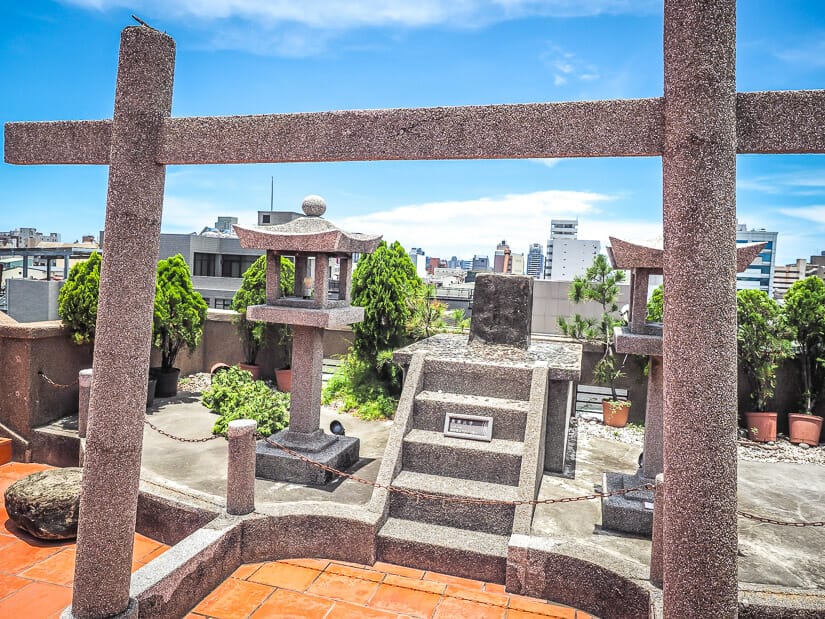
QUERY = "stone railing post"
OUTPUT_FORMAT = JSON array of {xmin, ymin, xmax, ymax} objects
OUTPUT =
[
  {"xmin": 650, "ymin": 473, "xmax": 664, "ymax": 588},
  {"xmin": 77, "ymin": 369, "xmax": 93, "ymax": 439},
  {"xmin": 227, "ymin": 420, "xmax": 257, "ymax": 516}
]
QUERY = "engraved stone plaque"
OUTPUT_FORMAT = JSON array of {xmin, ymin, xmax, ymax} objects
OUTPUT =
[{"xmin": 443, "ymin": 413, "xmax": 493, "ymax": 442}]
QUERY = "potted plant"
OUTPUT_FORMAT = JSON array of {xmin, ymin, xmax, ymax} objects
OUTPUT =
[
  {"xmin": 783, "ymin": 276, "xmax": 825, "ymax": 446},
  {"xmin": 736, "ymin": 289, "xmax": 792, "ymax": 442},
  {"xmin": 231, "ymin": 254, "xmax": 295, "ymax": 387},
  {"xmin": 152, "ymin": 254, "xmax": 208, "ymax": 397},
  {"xmin": 558, "ymin": 253, "xmax": 629, "ymax": 427}
]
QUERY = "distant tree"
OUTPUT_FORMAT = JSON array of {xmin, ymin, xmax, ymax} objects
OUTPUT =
[
  {"xmin": 231, "ymin": 255, "xmax": 295, "ymax": 364},
  {"xmin": 783, "ymin": 276, "xmax": 825, "ymax": 413},
  {"xmin": 646, "ymin": 284, "xmax": 663, "ymax": 322},
  {"xmin": 57, "ymin": 251, "xmax": 101, "ymax": 346},
  {"xmin": 736, "ymin": 289, "xmax": 792, "ymax": 412},
  {"xmin": 153, "ymin": 254, "xmax": 208, "ymax": 370},
  {"xmin": 351, "ymin": 240, "xmax": 422, "ymax": 364},
  {"xmin": 558, "ymin": 253, "xmax": 627, "ymax": 400},
  {"xmin": 408, "ymin": 284, "xmax": 447, "ymax": 340},
  {"xmin": 449, "ymin": 308, "xmax": 470, "ymax": 331}
]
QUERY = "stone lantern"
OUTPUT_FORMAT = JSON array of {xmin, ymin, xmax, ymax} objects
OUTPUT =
[
  {"xmin": 234, "ymin": 195, "xmax": 381, "ymax": 484},
  {"xmin": 601, "ymin": 236, "xmax": 766, "ymax": 536}
]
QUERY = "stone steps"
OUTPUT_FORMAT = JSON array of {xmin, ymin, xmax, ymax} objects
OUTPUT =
[
  {"xmin": 31, "ymin": 415, "xmax": 80, "ymax": 468},
  {"xmin": 402, "ymin": 429, "xmax": 523, "ymax": 486},
  {"xmin": 422, "ymin": 359, "xmax": 532, "ymax": 401},
  {"xmin": 376, "ymin": 517, "xmax": 509, "ymax": 583},
  {"xmin": 388, "ymin": 470, "xmax": 518, "ymax": 535},
  {"xmin": 413, "ymin": 390, "xmax": 528, "ymax": 441}
]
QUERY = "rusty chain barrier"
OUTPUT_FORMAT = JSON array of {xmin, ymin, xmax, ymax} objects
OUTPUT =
[
  {"xmin": 140, "ymin": 417, "xmax": 825, "ymax": 525},
  {"xmin": 38, "ymin": 370, "xmax": 78, "ymax": 389}
]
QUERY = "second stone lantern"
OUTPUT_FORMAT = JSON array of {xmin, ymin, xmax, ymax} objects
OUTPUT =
[{"xmin": 234, "ymin": 195, "xmax": 381, "ymax": 484}]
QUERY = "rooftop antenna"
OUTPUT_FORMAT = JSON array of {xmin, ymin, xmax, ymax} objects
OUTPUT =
[{"xmin": 270, "ymin": 176, "xmax": 274, "ymax": 212}]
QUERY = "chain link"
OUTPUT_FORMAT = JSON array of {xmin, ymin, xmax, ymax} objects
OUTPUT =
[
  {"xmin": 38, "ymin": 371, "xmax": 78, "ymax": 389},
  {"xmin": 143, "ymin": 417, "xmax": 223, "ymax": 443},
  {"xmin": 141, "ymin": 418, "xmax": 825, "ymax": 522}
]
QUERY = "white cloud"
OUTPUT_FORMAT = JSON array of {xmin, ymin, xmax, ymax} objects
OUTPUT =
[
  {"xmin": 161, "ymin": 195, "xmax": 259, "ymax": 233},
  {"xmin": 330, "ymin": 188, "xmax": 656, "ymax": 260},
  {"xmin": 540, "ymin": 44, "xmax": 601, "ymax": 87},
  {"xmin": 778, "ymin": 205, "xmax": 825, "ymax": 225},
  {"xmin": 529, "ymin": 158, "xmax": 562, "ymax": 168},
  {"xmin": 776, "ymin": 37, "xmax": 825, "ymax": 69}
]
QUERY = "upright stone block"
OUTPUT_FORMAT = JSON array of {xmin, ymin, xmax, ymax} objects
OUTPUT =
[
  {"xmin": 77, "ymin": 369, "xmax": 93, "ymax": 439},
  {"xmin": 227, "ymin": 420, "xmax": 257, "ymax": 516},
  {"xmin": 469, "ymin": 274, "xmax": 533, "ymax": 349}
]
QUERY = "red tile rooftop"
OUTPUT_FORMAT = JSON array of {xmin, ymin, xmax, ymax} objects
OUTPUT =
[{"xmin": 0, "ymin": 463, "xmax": 592, "ymax": 618}]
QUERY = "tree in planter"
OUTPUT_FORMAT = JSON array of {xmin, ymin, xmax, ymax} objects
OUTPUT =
[
  {"xmin": 57, "ymin": 251, "xmax": 101, "ymax": 346},
  {"xmin": 737, "ymin": 289, "xmax": 792, "ymax": 442},
  {"xmin": 557, "ymin": 253, "xmax": 629, "ymax": 424},
  {"xmin": 783, "ymin": 276, "xmax": 825, "ymax": 415},
  {"xmin": 152, "ymin": 254, "xmax": 208, "ymax": 395},
  {"xmin": 231, "ymin": 254, "xmax": 295, "ymax": 368},
  {"xmin": 646, "ymin": 284, "xmax": 663, "ymax": 322}
]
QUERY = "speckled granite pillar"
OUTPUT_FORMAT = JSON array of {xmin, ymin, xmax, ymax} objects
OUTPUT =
[
  {"xmin": 68, "ymin": 26, "xmax": 175, "ymax": 619},
  {"xmin": 662, "ymin": 1, "xmax": 738, "ymax": 616},
  {"xmin": 650, "ymin": 473, "xmax": 664, "ymax": 588},
  {"xmin": 288, "ymin": 325, "xmax": 324, "ymax": 435},
  {"xmin": 630, "ymin": 269, "xmax": 651, "ymax": 333},
  {"xmin": 77, "ymin": 369, "xmax": 93, "ymax": 439},
  {"xmin": 642, "ymin": 356, "xmax": 663, "ymax": 479},
  {"xmin": 265, "ymin": 251, "xmax": 281, "ymax": 304},
  {"xmin": 227, "ymin": 420, "xmax": 257, "ymax": 515}
]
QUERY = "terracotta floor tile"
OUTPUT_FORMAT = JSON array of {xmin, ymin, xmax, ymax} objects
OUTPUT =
[
  {"xmin": 20, "ymin": 548, "xmax": 76, "ymax": 585},
  {"xmin": 423, "ymin": 570, "xmax": 485, "ymax": 590},
  {"xmin": 140, "ymin": 544, "xmax": 169, "ymax": 564},
  {"xmin": 306, "ymin": 571, "xmax": 382, "ymax": 605},
  {"xmin": 369, "ymin": 583, "xmax": 441, "ymax": 617},
  {"xmin": 132, "ymin": 534, "xmax": 164, "ymax": 562},
  {"xmin": 326, "ymin": 600, "xmax": 400, "ymax": 618},
  {"xmin": 507, "ymin": 596, "xmax": 576, "ymax": 618},
  {"xmin": 325, "ymin": 562, "xmax": 385, "ymax": 582},
  {"xmin": 384, "ymin": 574, "xmax": 446, "ymax": 595},
  {"xmin": 232, "ymin": 561, "xmax": 266, "ymax": 580},
  {"xmin": 193, "ymin": 576, "xmax": 274, "ymax": 619},
  {"xmin": 250, "ymin": 588, "xmax": 333, "ymax": 619},
  {"xmin": 0, "ymin": 581, "xmax": 72, "ymax": 618},
  {"xmin": 0, "ymin": 538, "xmax": 65, "ymax": 574},
  {"xmin": 434, "ymin": 595, "xmax": 507, "ymax": 619},
  {"xmin": 444, "ymin": 585, "xmax": 509, "ymax": 608},
  {"xmin": 373, "ymin": 561, "xmax": 425, "ymax": 580},
  {"xmin": 249, "ymin": 562, "xmax": 322, "ymax": 591},
  {"xmin": 485, "ymin": 582, "xmax": 508, "ymax": 595},
  {"xmin": 0, "ymin": 572, "xmax": 31, "ymax": 601},
  {"xmin": 283, "ymin": 557, "xmax": 331, "ymax": 570}
]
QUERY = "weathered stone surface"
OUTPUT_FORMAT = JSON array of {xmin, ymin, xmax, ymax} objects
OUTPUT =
[
  {"xmin": 4, "ymin": 467, "xmax": 82, "ymax": 540},
  {"xmin": 469, "ymin": 274, "xmax": 533, "ymax": 349}
]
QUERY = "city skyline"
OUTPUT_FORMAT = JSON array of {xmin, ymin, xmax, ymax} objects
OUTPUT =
[{"xmin": 2, "ymin": 2, "xmax": 825, "ymax": 265}]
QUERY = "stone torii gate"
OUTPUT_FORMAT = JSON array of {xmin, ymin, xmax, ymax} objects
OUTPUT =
[{"xmin": 4, "ymin": 3, "xmax": 825, "ymax": 617}]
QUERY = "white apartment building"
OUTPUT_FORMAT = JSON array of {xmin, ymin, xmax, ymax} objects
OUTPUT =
[{"xmin": 544, "ymin": 219, "xmax": 600, "ymax": 280}]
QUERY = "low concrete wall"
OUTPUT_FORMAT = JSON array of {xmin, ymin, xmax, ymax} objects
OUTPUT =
[
  {"xmin": 532, "ymin": 280, "xmax": 631, "ymax": 336},
  {"xmin": 6, "ymin": 279, "xmax": 64, "ymax": 323},
  {"xmin": 0, "ymin": 318, "xmax": 92, "ymax": 459}
]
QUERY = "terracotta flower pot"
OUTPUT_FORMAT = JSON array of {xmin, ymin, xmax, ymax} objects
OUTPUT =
[
  {"xmin": 238, "ymin": 363, "xmax": 261, "ymax": 381},
  {"xmin": 744, "ymin": 411, "xmax": 777, "ymax": 443},
  {"xmin": 602, "ymin": 400, "xmax": 631, "ymax": 428},
  {"xmin": 788, "ymin": 413, "xmax": 823, "ymax": 447},
  {"xmin": 275, "ymin": 368, "xmax": 292, "ymax": 393}
]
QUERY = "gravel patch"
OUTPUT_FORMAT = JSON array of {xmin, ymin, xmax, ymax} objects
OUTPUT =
[{"xmin": 578, "ymin": 417, "xmax": 825, "ymax": 466}]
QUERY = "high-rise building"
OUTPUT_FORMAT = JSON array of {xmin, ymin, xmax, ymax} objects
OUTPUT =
[
  {"xmin": 471, "ymin": 255, "xmax": 490, "ymax": 272},
  {"xmin": 526, "ymin": 243, "xmax": 545, "ymax": 278},
  {"xmin": 544, "ymin": 219, "xmax": 599, "ymax": 280},
  {"xmin": 510, "ymin": 253, "xmax": 525, "ymax": 275},
  {"xmin": 736, "ymin": 223, "xmax": 778, "ymax": 296},
  {"xmin": 773, "ymin": 251, "xmax": 825, "ymax": 300},
  {"xmin": 408, "ymin": 247, "xmax": 427, "ymax": 278}
]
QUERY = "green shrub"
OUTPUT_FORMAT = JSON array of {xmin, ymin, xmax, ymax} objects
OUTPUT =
[
  {"xmin": 322, "ymin": 352, "xmax": 399, "ymax": 420},
  {"xmin": 202, "ymin": 366, "xmax": 290, "ymax": 435},
  {"xmin": 57, "ymin": 252, "xmax": 101, "ymax": 346}
]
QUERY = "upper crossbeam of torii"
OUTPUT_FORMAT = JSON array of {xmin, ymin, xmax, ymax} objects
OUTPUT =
[
  {"xmin": 4, "ymin": 2, "xmax": 825, "ymax": 618},
  {"xmin": 5, "ymin": 91, "xmax": 825, "ymax": 165}
]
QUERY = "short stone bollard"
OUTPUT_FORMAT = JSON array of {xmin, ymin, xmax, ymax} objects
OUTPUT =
[
  {"xmin": 227, "ymin": 419, "xmax": 257, "ymax": 515},
  {"xmin": 77, "ymin": 369, "xmax": 93, "ymax": 439},
  {"xmin": 650, "ymin": 473, "xmax": 664, "ymax": 588}
]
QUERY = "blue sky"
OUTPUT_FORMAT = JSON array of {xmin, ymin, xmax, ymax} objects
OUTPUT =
[{"xmin": 2, "ymin": 0, "xmax": 825, "ymax": 265}]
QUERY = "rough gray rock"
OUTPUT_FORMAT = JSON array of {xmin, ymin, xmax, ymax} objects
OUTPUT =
[
  {"xmin": 469, "ymin": 274, "xmax": 533, "ymax": 349},
  {"xmin": 4, "ymin": 467, "xmax": 82, "ymax": 540}
]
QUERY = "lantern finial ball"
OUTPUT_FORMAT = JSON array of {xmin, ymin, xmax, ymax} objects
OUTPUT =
[{"xmin": 302, "ymin": 195, "xmax": 327, "ymax": 217}]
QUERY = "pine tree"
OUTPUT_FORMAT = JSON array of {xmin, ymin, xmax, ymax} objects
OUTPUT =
[{"xmin": 57, "ymin": 251, "xmax": 101, "ymax": 346}]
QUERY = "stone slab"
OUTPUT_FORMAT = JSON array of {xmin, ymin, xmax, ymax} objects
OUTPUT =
[
  {"xmin": 255, "ymin": 434, "xmax": 360, "ymax": 485},
  {"xmin": 614, "ymin": 327, "xmax": 663, "ymax": 357},
  {"xmin": 246, "ymin": 304, "xmax": 364, "ymax": 327},
  {"xmin": 469, "ymin": 274, "xmax": 533, "ymax": 348},
  {"xmin": 601, "ymin": 471, "xmax": 654, "ymax": 538}
]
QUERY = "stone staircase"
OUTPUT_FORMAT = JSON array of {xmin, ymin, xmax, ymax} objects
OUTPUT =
[{"xmin": 377, "ymin": 358, "xmax": 540, "ymax": 583}]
